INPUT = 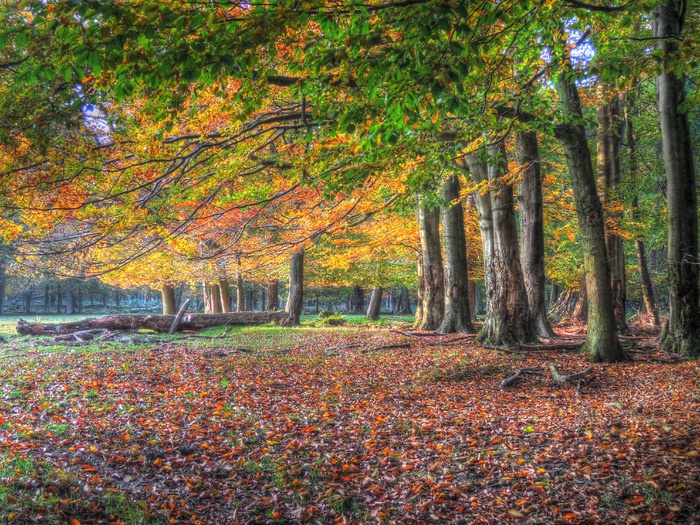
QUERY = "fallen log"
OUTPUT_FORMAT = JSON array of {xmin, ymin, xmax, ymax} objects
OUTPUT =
[{"xmin": 17, "ymin": 312, "xmax": 289, "ymax": 335}]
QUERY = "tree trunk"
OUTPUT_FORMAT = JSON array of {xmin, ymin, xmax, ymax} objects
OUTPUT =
[
  {"xmin": 366, "ymin": 286, "xmax": 383, "ymax": 321},
  {"xmin": 597, "ymin": 95, "xmax": 629, "ymax": 333},
  {"xmin": 351, "ymin": 286, "xmax": 365, "ymax": 314},
  {"xmin": 485, "ymin": 143, "xmax": 535, "ymax": 343},
  {"xmin": 219, "ymin": 278, "xmax": 232, "ymax": 313},
  {"xmin": 466, "ymin": 149, "xmax": 534, "ymax": 344},
  {"xmin": 267, "ymin": 280, "xmax": 279, "ymax": 311},
  {"xmin": 44, "ymin": 284, "xmax": 50, "ymax": 315},
  {"xmin": 236, "ymin": 272, "xmax": 245, "ymax": 312},
  {"xmin": 0, "ymin": 260, "xmax": 5, "ymax": 315},
  {"xmin": 654, "ymin": 0, "xmax": 700, "ymax": 356},
  {"xmin": 626, "ymin": 95, "xmax": 660, "ymax": 327},
  {"xmin": 416, "ymin": 202, "xmax": 444, "ymax": 330},
  {"xmin": 414, "ymin": 253, "xmax": 424, "ymax": 327},
  {"xmin": 287, "ymin": 249, "xmax": 304, "ymax": 325},
  {"xmin": 555, "ymin": 70, "xmax": 626, "ymax": 362},
  {"xmin": 438, "ymin": 174, "xmax": 475, "ymax": 333},
  {"xmin": 24, "ymin": 291, "xmax": 31, "ymax": 315},
  {"xmin": 65, "ymin": 279, "xmax": 74, "ymax": 315},
  {"xmin": 465, "ymin": 156, "xmax": 496, "ymax": 330},
  {"xmin": 161, "ymin": 283, "xmax": 177, "ymax": 315},
  {"xmin": 210, "ymin": 284, "xmax": 223, "ymax": 314},
  {"xmin": 517, "ymin": 130, "xmax": 555, "ymax": 338},
  {"xmin": 572, "ymin": 276, "xmax": 588, "ymax": 322},
  {"xmin": 398, "ymin": 286, "xmax": 412, "ymax": 314},
  {"xmin": 467, "ymin": 281, "xmax": 477, "ymax": 321},
  {"xmin": 549, "ymin": 282, "xmax": 560, "ymax": 310},
  {"xmin": 203, "ymin": 281, "xmax": 212, "ymax": 314}
]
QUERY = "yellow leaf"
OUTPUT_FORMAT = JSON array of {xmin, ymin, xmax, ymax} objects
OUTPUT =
[{"xmin": 507, "ymin": 509, "xmax": 524, "ymax": 518}]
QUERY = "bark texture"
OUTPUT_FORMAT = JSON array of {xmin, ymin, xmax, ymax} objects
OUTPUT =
[
  {"xmin": 267, "ymin": 280, "xmax": 279, "ymax": 311},
  {"xmin": 654, "ymin": 0, "xmax": 700, "ymax": 356},
  {"xmin": 465, "ymin": 156, "xmax": 496, "ymax": 329},
  {"xmin": 366, "ymin": 286, "xmax": 383, "ymax": 321},
  {"xmin": 597, "ymin": 95, "xmax": 629, "ymax": 333},
  {"xmin": 210, "ymin": 284, "xmax": 223, "ymax": 314},
  {"xmin": 467, "ymin": 148, "xmax": 534, "ymax": 345},
  {"xmin": 287, "ymin": 249, "xmax": 304, "ymax": 325},
  {"xmin": 219, "ymin": 278, "xmax": 232, "ymax": 313},
  {"xmin": 626, "ymin": 96, "xmax": 660, "ymax": 326},
  {"xmin": 516, "ymin": 131, "xmax": 555, "ymax": 338},
  {"xmin": 438, "ymin": 175, "xmax": 475, "ymax": 334},
  {"xmin": 417, "ymin": 203, "xmax": 444, "ymax": 330},
  {"xmin": 414, "ymin": 253, "xmax": 424, "ymax": 328},
  {"xmin": 572, "ymin": 276, "xmax": 588, "ymax": 322},
  {"xmin": 236, "ymin": 271, "xmax": 245, "ymax": 312},
  {"xmin": 555, "ymin": 70, "xmax": 626, "ymax": 362},
  {"xmin": 161, "ymin": 284, "xmax": 177, "ymax": 315}
]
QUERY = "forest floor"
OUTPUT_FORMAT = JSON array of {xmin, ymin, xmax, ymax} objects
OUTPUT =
[{"xmin": 0, "ymin": 317, "xmax": 699, "ymax": 524}]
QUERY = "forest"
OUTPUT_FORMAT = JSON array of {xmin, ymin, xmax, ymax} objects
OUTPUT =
[{"xmin": 0, "ymin": 0, "xmax": 699, "ymax": 523}]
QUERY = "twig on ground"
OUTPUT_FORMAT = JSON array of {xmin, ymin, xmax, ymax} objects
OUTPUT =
[
  {"xmin": 362, "ymin": 343, "xmax": 411, "ymax": 353},
  {"xmin": 500, "ymin": 367, "xmax": 544, "ymax": 387}
]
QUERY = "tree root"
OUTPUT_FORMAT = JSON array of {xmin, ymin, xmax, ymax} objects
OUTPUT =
[
  {"xmin": 499, "ymin": 367, "xmax": 544, "ymax": 387},
  {"xmin": 361, "ymin": 343, "xmax": 411, "ymax": 353},
  {"xmin": 500, "ymin": 363, "xmax": 595, "ymax": 392}
]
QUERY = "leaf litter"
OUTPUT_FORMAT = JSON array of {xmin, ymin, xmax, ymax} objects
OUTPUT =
[{"xmin": 0, "ymin": 325, "xmax": 698, "ymax": 524}]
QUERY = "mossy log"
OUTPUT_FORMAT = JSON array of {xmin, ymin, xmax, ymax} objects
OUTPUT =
[{"xmin": 17, "ymin": 312, "xmax": 289, "ymax": 335}]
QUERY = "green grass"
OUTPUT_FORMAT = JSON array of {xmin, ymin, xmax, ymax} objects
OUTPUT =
[{"xmin": 0, "ymin": 451, "xmax": 162, "ymax": 524}]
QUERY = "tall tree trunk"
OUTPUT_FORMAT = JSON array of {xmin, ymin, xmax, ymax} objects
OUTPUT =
[
  {"xmin": 467, "ymin": 281, "xmax": 477, "ymax": 321},
  {"xmin": 597, "ymin": 95, "xmax": 629, "ymax": 333},
  {"xmin": 161, "ymin": 283, "xmax": 177, "ymax": 315},
  {"xmin": 210, "ymin": 284, "xmax": 223, "ymax": 314},
  {"xmin": 203, "ymin": 281, "xmax": 212, "ymax": 314},
  {"xmin": 267, "ymin": 280, "xmax": 279, "ymax": 311},
  {"xmin": 0, "ymin": 259, "xmax": 4, "ymax": 315},
  {"xmin": 465, "ymin": 156, "xmax": 496, "ymax": 332},
  {"xmin": 24, "ymin": 291, "xmax": 31, "ymax": 314},
  {"xmin": 626, "ymin": 95, "xmax": 660, "ymax": 326},
  {"xmin": 516, "ymin": 131, "xmax": 555, "ymax": 338},
  {"xmin": 236, "ymin": 272, "xmax": 245, "ymax": 312},
  {"xmin": 414, "ymin": 253, "xmax": 424, "ymax": 327},
  {"xmin": 654, "ymin": 1, "xmax": 700, "ymax": 355},
  {"xmin": 287, "ymin": 249, "xmax": 304, "ymax": 325},
  {"xmin": 572, "ymin": 276, "xmax": 588, "ymax": 322},
  {"xmin": 555, "ymin": 69, "xmax": 626, "ymax": 362},
  {"xmin": 65, "ymin": 279, "xmax": 74, "ymax": 315},
  {"xmin": 366, "ymin": 287, "xmax": 383, "ymax": 321},
  {"xmin": 439, "ymin": 175, "xmax": 475, "ymax": 333},
  {"xmin": 549, "ymin": 282, "xmax": 560, "ymax": 310},
  {"xmin": 416, "ymin": 203, "xmax": 444, "ymax": 330},
  {"xmin": 398, "ymin": 286, "xmax": 412, "ymax": 315},
  {"xmin": 484, "ymin": 143, "xmax": 535, "ymax": 344},
  {"xmin": 44, "ymin": 284, "xmax": 50, "ymax": 314},
  {"xmin": 219, "ymin": 278, "xmax": 232, "ymax": 313}
]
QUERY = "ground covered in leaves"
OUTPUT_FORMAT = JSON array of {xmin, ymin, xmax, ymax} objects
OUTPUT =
[{"xmin": 1, "ymin": 320, "xmax": 699, "ymax": 524}]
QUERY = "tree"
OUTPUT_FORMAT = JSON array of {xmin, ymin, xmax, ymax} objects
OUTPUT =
[
  {"xmin": 438, "ymin": 174, "xmax": 474, "ymax": 334},
  {"xmin": 554, "ymin": 61, "xmax": 626, "ymax": 362},
  {"xmin": 516, "ymin": 130, "xmax": 555, "ymax": 338},
  {"xmin": 287, "ymin": 249, "xmax": 304, "ymax": 325},
  {"xmin": 654, "ymin": 0, "xmax": 700, "ymax": 356}
]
